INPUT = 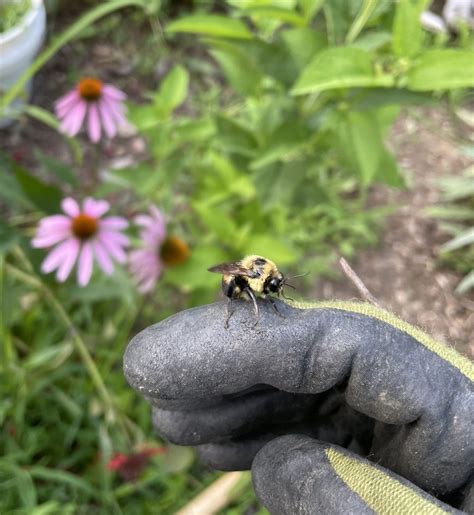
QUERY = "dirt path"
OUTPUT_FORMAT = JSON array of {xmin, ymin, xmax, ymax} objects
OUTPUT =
[{"xmin": 312, "ymin": 107, "xmax": 474, "ymax": 359}]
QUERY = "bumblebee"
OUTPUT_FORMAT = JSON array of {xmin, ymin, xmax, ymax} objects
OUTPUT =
[{"xmin": 208, "ymin": 255, "xmax": 287, "ymax": 327}]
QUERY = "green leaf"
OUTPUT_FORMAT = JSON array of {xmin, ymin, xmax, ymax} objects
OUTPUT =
[
  {"xmin": 375, "ymin": 149, "xmax": 404, "ymax": 188},
  {"xmin": 154, "ymin": 65, "xmax": 189, "ymax": 118},
  {"xmin": 392, "ymin": 0, "xmax": 428, "ymax": 58},
  {"xmin": 0, "ymin": 153, "xmax": 31, "ymax": 208},
  {"xmin": 346, "ymin": 0, "xmax": 379, "ymax": 44},
  {"xmin": 292, "ymin": 47, "xmax": 393, "ymax": 95},
  {"xmin": 34, "ymin": 149, "xmax": 78, "ymax": 186},
  {"xmin": 244, "ymin": 234, "xmax": 298, "ymax": 264},
  {"xmin": 298, "ymin": 0, "xmax": 326, "ymax": 21},
  {"xmin": 243, "ymin": 6, "xmax": 306, "ymax": 26},
  {"xmin": 193, "ymin": 202, "xmax": 238, "ymax": 243},
  {"xmin": 166, "ymin": 15, "xmax": 253, "ymax": 39},
  {"xmin": 456, "ymin": 270, "xmax": 474, "ymax": 294},
  {"xmin": 355, "ymin": 88, "xmax": 434, "ymax": 110},
  {"xmin": 209, "ymin": 40, "xmax": 263, "ymax": 97},
  {"xmin": 0, "ymin": 220, "xmax": 19, "ymax": 254},
  {"xmin": 214, "ymin": 114, "xmax": 258, "ymax": 156},
  {"xmin": 407, "ymin": 50, "xmax": 474, "ymax": 91},
  {"xmin": 351, "ymin": 30, "xmax": 391, "ymax": 51},
  {"xmin": 441, "ymin": 228, "xmax": 474, "ymax": 252},
  {"xmin": 250, "ymin": 120, "xmax": 310, "ymax": 169},
  {"xmin": 336, "ymin": 110, "xmax": 384, "ymax": 185},
  {"xmin": 165, "ymin": 245, "xmax": 227, "ymax": 290},
  {"xmin": 281, "ymin": 27, "xmax": 327, "ymax": 70},
  {"xmin": 29, "ymin": 466, "xmax": 97, "ymax": 497},
  {"xmin": 14, "ymin": 164, "xmax": 62, "ymax": 214}
]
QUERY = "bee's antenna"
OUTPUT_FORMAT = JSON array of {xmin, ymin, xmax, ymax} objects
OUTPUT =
[
  {"xmin": 287, "ymin": 271, "xmax": 309, "ymax": 280},
  {"xmin": 283, "ymin": 282, "xmax": 297, "ymax": 290}
]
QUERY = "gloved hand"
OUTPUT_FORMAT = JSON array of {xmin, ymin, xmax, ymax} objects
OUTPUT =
[{"xmin": 123, "ymin": 299, "xmax": 474, "ymax": 514}]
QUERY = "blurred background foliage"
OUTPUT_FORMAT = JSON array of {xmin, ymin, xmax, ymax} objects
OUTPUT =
[{"xmin": 1, "ymin": 0, "xmax": 473, "ymax": 512}]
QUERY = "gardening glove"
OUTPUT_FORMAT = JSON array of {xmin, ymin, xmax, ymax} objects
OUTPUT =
[{"xmin": 123, "ymin": 299, "xmax": 474, "ymax": 514}]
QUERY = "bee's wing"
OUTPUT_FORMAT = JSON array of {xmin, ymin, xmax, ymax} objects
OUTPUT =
[{"xmin": 208, "ymin": 262, "xmax": 259, "ymax": 278}]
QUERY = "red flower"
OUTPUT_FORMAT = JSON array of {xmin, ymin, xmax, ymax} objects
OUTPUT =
[{"xmin": 107, "ymin": 447, "xmax": 166, "ymax": 481}]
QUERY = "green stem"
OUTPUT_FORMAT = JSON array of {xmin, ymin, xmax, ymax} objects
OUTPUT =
[
  {"xmin": 6, "ymin": 262, "xmax": 130, "ymax": 441},
  {"xmin": 1, "ymin": 0, "xmax": 146, "ymax": 113},
  {"xmin": 0, "ymin": 256, "xmax": 14, "ymax": 363},
  {"xmin": 345, "ymin": 0, "xmax": 378, "ymax": 44}
]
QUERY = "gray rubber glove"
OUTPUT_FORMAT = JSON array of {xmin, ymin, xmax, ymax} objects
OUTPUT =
[{"xmin": 123, "ymin": 299, "xmax": 474, "ymax": 514}]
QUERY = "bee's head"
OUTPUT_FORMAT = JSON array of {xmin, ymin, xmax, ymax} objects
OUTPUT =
[{"xmin": 267, "ymin": 273, "xmax": 284, "ymax": 294}]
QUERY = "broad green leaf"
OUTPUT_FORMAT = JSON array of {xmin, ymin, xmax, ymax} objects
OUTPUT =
[
  {"xmin": 214, "ymin": 114, "xmax": 258, "ymax": 156},
  {"xmin": 244, "ymin": 6, "xmax": 306, "ymax": 26},
  {"xmin": 298, "ymin": 0, "xmax": 326, "ymax": 21},
  {"xmin": 192, "ymin": 202, "xmax": 238, "ymax": 243},
  {"xmin": 244, "ymin": 234, "xmax": 298, "ymax": 264},
  {"xmin": 355, "ymin": 88, "xmax": 434, "ymax": 110},
  {"xmin": 392, "ymin": 0, "xmax": 428, "ymax": 57},
  {"xmin": 352, "ymin": 30, "xmax": 391, "ymax": 51},
  {"xmin": 250, "ymin": 120, "xmax": 310, "ymax": 169},
  {"xmin": 281, "ymin": 27, "xmax": 327, "ymax": 70},
  {"xmin": 14, "ymin": 164, "xmax": 62, "ymax": 214},
  {"xmin": 375, "ymin": 148, "xmax": 404, "ymax": 188},
  {"xmin": 173, "ymin": 118, "xmax": 215, "ymax": 143},
  {"xmin": 336, "ymin": 110, "xmax": 383, "ymax": 185},
  {"xmin": 154, "ymin": 65, "xmax": 189, "ymax": 118},
  {"xmin": 166, "ymin": 15, "xmax": 253, "ymax": 39},
  {"xmin": 292, "ymin": 47, "xmax": 393, "ymax": 95},
  {"xmin": 34, "ymin": 149, "xmax": 78, "ymax": 186},
  {"xmin": 127, "ymin": 103, "xmax": 159, "ymax": 130},
  {"xmin": 210, "ymin": 41, "xmax": 263, "ymax": 97},
  {"xmin": 407, "ymin": 50, "xmax": 474, "ymax": 91}
]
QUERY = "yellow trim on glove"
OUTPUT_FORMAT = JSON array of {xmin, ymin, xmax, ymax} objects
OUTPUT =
[
  {"xmin": 326, "ymin": 448, "xmax": 448, "ymax": 514},
  {"xmin": 288, "ymin": 300, "xmax": 474, "ymax": 382}
]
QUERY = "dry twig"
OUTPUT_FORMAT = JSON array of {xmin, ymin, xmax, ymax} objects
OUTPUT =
[{"xmin": 339, "ymin": 257, "xmax": 382, "ymax": 308}]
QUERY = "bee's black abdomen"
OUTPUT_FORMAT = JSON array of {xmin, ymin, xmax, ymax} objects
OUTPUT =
[{"xmin": 222, "ymin": 275, "xmax": 248, "ymax": 298}]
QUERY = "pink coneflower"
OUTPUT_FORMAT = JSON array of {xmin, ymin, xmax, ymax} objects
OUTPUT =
[
  {"xmin": 107, "ymin": 446, "xmax": 166, "ymax": 482},
  {"xmin": 55, "ymin": 78, "xmax": 127, "ymax": 142},
  {"xmin": 32, "ymin": 197, "xmax": 129, "ymax": 286},
  {"xmin": 129, "ymin": 206, "xmax": 190, "ymax": 293}
]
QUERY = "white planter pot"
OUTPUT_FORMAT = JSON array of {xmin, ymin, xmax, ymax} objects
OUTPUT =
[{"xmin": 0, "ymin": 0, "xmax": 46, "ymax": 128}]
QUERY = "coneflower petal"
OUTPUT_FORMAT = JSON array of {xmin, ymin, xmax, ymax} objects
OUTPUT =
[{"xmin": 87, "ymin": 103, "xmax": 101, "ymax": 143}]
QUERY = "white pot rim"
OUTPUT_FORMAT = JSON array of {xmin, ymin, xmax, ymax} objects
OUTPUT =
[{"xmin": 0, "ymin": 0, "xmax": 44, "ymax": 45}]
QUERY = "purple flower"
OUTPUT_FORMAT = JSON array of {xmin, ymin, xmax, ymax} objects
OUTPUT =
[
  {"xmin": 32, "ymin": 197, "xmax": 129, "ymax": 286},
  {"xmin": 129, "ymin": 206, "xmax": 189, "ymax": 293},
  {"xmin": 55, "ymin": 78, "xmax": 127, "ymax": 143}
]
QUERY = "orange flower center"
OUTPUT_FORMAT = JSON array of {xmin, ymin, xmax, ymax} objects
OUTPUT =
[
  {"xmin": 78, "ymin": 78, "xmax": 103, "ymax": 101},
  {"xmin": 71, "ymin": 213, "xmax": 98, "ymax": 239},
  {"xmin": 160, "ymin": 236, "xmax": 190, "ymax": 266}
]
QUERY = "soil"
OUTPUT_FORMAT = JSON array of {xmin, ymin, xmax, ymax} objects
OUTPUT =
[
  {"xmin": 313, "ymin": 107, "xmax": 474, "ymax": 359},
  {"xmin": 1, "ymin": 33, "xmax": 472, "ymax": 359}
]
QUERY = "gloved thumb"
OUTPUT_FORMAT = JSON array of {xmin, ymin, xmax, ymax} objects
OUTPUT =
[{"xmin": 252, "ymin": 435, "xmax": 465, "ymax": 514}]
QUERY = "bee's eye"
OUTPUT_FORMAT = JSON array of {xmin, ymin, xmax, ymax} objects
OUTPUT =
[{"xmin": 269, "ymin": 277, "xmax": 282, "ymax": 292}]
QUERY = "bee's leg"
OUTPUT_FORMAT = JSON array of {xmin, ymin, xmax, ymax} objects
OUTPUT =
[
  {"xmin": 244, "ymin": 288, "xmax": 260, "ymax": 326},
  {"xmin": 224, "ymin": 297, "xmax": 234, "ymax": 329},
  {"xmin": 265, "ymin": 294, "xmax": 286, "ymax": 318}
]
